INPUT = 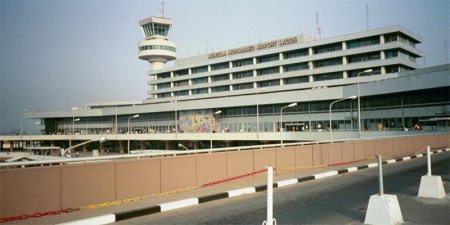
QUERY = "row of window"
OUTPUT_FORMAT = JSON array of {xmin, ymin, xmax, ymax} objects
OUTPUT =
[
  {"xmin": 156, "ymin": 49, "xmax": 416, "ymax": 81},
  {"xmin": 52, "ymin": 88, "xmax": 448, "ymax": 135},
  {"xmin": 139, "ymin": 45, "xmax": 176, "ymax": 52},
  {"xmin": 141, "ymin": 23, "xmax": 170, "ymax": 38},
  {"xmin": 155, "ymin": 64, "xmax": 417, "ymax": 94}
]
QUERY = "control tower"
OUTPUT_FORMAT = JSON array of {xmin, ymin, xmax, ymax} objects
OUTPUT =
[{"xmin": 138, "ymin": 16, "xmax": 176, "ymax": 71}]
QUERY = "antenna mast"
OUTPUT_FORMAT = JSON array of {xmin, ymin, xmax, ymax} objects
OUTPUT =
[
  {"xmin": 366, "ymin": 4, "xmax": 369, "ymax": 31},
  {"xmin": 315, "ymin": 12, "xmax": 321, "ymax": 40},
  {"xmin": 161, "ymin": 0, "xmax": 165, "ymax": 18}
]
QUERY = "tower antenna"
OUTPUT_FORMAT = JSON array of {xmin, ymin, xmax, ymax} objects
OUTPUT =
[
  {"xmin": 366, "ymin": 4, "xmax": 369, "ymax": 31},
  {"xmin": 445, "ymin": 41, "xmax": 449, "ymax": 64},
  {"xmin": 315, "ymin": 12, "xmax": 321, "ymax": 40},
  {"xmin": 161, "ymin": 0, "xmax": 165, "ymax": 18}
]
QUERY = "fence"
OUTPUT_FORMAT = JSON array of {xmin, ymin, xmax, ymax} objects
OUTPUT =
[{"xmin": 0, "ymin": 133, "xmax": 448, "ymax": 218}]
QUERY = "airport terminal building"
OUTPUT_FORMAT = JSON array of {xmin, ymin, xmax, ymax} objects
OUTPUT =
[{"xmin": 24, "ymin": 16, "xmax": 450, "ymax": 150}]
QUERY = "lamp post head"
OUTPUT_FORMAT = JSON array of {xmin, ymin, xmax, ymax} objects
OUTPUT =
[
  {"xmin": 74, "ymin": 118, "xmax": 80, "ymax": 122},
  {"xmin": 288, "ymin": 102, "xmax": 297, "ymax": 108},
  {"xmin": 99, "ymin": 137, "xmax": 107, "ymax": 144},
  {"xmin": 348, "ymin": 95, "xmax": 357, "ymax": 100},
  {"xmin": 213, "ymin": 110, "xmax": 222, "ymax": 115},
  {"xmin": 132, "ymin": 114, "xmax": 140, "ymax": 118},
  {"xmin": 364, "ymin": 69, "xmax": 373, "ymax": 73}
]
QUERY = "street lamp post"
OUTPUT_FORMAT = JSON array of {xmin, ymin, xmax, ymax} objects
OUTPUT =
[
  {"xmin": 280, "ymin": 103, "xmax": 297, "ymax": 146},
  {"xmin": 257, "ymin": 88, "xmax": 266, "ymax": 139},
  {"xmin": 178, "ymin": 143, "xmax": 189, "ymax": 151},
  {"xmin": 127, "ymin": 114, "xmax": 139, "ymax": 154},
  {"xmin": 210, "ymin": 110, "xmax": 222, "ymax": 149},
  {"xmin": 329, "ymin": 96, "xmax": 357, "ymax": 141},
  {"xmin": 61, "ymin": 137, "xmax": 107, "ymax": 158},
  {"xmin": 72, "ymin": 118, "xmax": 80, "ymax": 135},
  {"xmin": 357, "ymin": 69, "xmax": 373, "ymax": 138},
  {"xmin": 175, "ymin": 96, "xmax": 184, "ymax": 138}
]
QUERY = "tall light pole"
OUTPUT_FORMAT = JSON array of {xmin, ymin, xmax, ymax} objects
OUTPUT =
[
  {"xmin": 256, "ymin": 88, "xmax": 266, "ymax": 139},
  {"xmin": 127, "ymin": 114, "xmax": 139, "ymax": 154},
  {"xmin": 178, "ymin": 143, "xmax": 189, "ymax": 151},
  {"xmin": 357, "ymin": 69, "xmax": 373, "ymax": 138},
  {"xmin": 72, "ymin": 118, "xmax": 80, "ymax": 135},
  {"xmin": 175, "ymin": 96, "xmax": 184, "ymax": 138},
  {"xmin": 20, "ymin": 109, "xmax": 29, "ymax": 136},
  {"xmin": 210, "ymin": 110, "xmax": 222, "ymax": 149},
  {"xmin": 280, "ymin": 102, "xmax": 297, "ymax": 146},
  {"xmin": 61, "ymin": 137, "xmax": 107, "ymax": 158},
  {"xmin": 329, "ymin": 96, "xmax": 357, "ymax": 141}
]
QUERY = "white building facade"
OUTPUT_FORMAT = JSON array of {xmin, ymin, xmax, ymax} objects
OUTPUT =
[{"xmin": 24, "ymin": 19, "xmax": 450, "ymax": 150}]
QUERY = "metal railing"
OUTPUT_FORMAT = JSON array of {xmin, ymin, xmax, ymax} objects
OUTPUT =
[{"xmin": 1, "ymin": 132, "xmax": 447, "ymax": 169}]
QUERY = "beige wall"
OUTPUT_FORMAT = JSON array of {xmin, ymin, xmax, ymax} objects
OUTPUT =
[{"xmin": 0, "ymin": 134, "xmax": 448, "ymax": 218}]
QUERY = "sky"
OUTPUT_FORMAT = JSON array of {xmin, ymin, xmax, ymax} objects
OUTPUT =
[{"xmin": 1, "ymin": 0, "xmax": 449, "ymax": 134}]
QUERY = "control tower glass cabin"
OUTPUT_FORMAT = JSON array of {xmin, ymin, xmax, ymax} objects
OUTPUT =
[{"xmin": 138, "ymin": 17, "xmax": 177, "ymax": 71}]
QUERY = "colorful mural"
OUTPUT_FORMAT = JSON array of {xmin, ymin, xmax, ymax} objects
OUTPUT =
[{"xmin": 179, "ymin": 110, "xmax": 221, "ymax": 133}]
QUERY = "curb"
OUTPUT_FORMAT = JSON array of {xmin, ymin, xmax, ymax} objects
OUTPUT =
[{"xmin": 57, "ymin": 148, "xmax": 450, "ymax": 225}]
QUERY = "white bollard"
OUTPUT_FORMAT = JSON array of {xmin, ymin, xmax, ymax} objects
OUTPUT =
[
  {"xmin": 262, "ymin": 167, "xmax": 277, "ymax": 225},
  {"xmin": 365, "ymin": 155, "xmax": 404, "ymax": 225},
  {"xmin": 426, "ymin": 146, "xmax": 432, "ymax": 176},
  {"xmin": 418, "ymin": 146, "xmax": 446, "ymax": 198}
]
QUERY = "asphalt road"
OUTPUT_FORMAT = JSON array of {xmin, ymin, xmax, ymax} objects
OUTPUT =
[{"xmin": 115, "ymin": 152, "xmax": 450, "ymax": 225}]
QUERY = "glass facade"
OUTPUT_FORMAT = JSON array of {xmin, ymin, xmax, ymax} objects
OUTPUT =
[
  {"xmin": 46, "ymin": 87, "xmax": 449, "ymax": 143},
  {"xmin": 142, "ymin": 23, "xmax": 170, "ymax": 38},
  {"xmin": 148, "ymin": 29, "xmax": 421, "ymax": 100},
  {"xmin": 346, "ymin": 36, "xmax": 380, "ymax": 49},
  {"xmin": 139, "ymin": 45, "xmax": 176, "ymax": 52}
]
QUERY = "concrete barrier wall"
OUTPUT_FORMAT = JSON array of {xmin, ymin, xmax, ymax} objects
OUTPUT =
[
  {"xmin": 115, "ymin": 158, "xmax": 160, "ymax": 200},
  {"xmin": 197, "ymin": 152, "xmax": 227, "ymax": 185},
  {"xmin": 0, "ymin": 133, "xmax": 449, "ymax": 218},
  {"xmin": 2, "ymin": 166, "xmax": 61, "ymax": 217}
]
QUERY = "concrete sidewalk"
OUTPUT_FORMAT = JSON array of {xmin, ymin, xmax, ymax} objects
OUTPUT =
[{"xmin": 4, "ymin": 149, "xmax": 448, "ymax": 225}]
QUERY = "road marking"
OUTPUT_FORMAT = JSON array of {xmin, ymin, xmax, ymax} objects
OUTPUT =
[
  {"xmin": 159, "ymin": 198, "xmax": 199, "ymax": 212},
  {"xmin": 227, "ymin": 187, "xmax": 256, "ymax": 197},
  {"xmin": 56, "ymin": 214, "xmax": 116, "ymax": 225},
  {"xmin": 367, "ymin": 163, "xmax": 378, "ymax": 168},
  {"xmin": 347, "ymin": 167, "xmax": 358, "ymax": 172},
  {"xmin": 402, "ymin": 156, "xmax": 411, "ymax": 161},
  {"xmin": 314, "ymin": 171, "xmax": 338, "ymax": 179},
  {"xmin": 386, "ymin": 159, "xmax": 396, "ymax": 164},
  {"xmin": 277, "ymin": 179, "xmax": 298, "ymax": 187}
]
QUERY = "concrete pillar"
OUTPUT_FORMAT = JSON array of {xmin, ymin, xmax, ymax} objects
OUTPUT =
[
  {"xmin": 99, "ymin": 142, "xmax": 105, "ymax": 154},
  {"xmin": 343, "ymin": 71, "xmax": 348, "ymax": 79},
  {"xmin": 380, "ymin": 34, "xmax": 385, "ymax": 44},
  {"xmin": 119, "ymin": 141, "xmax": 124, "ymax": 154},
  {"xmin": 193, "ymin": 141, "xmax": 200, "ymax": 150},
  {"xmin": 165, "ymin": 141, "xmax": 171, "ymax": 150}
]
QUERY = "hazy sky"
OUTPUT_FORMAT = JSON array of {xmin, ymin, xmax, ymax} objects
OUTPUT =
[{"xmin": 1, "ymin": 0, "xmax": 449, "ymax": 134}]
